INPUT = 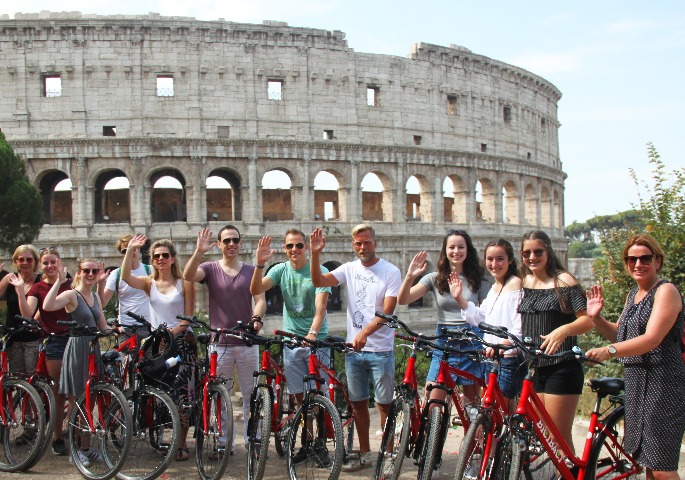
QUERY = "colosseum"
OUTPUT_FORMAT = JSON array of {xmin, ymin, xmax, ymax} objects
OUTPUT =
[{"xmin": 0, "ymin": 11, "xmax": 566, "ymax": 323}]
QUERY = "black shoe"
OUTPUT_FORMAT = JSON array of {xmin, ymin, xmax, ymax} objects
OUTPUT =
[
  {"xmin": 52, "ymin": 439, "xmax": 68, "ymax": 456},
  {"xmin": 292, "ymin": 446, "xmax": 309, "ymax": 465},
  {"xmin": 312, "ymin": 442, "xmax": 331, "ymax": 468}
]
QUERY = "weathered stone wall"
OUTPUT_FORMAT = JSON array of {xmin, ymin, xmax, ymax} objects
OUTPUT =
[{"xmin": 0, "ymin": 11, "xmax": 569, "ymax": 317}]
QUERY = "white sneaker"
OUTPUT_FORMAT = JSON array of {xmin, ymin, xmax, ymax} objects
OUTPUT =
[
  {"xmin": 83, "ymin": 448, "xmax": 103, "ymax": 464},
  {"xmin": 69, "ymin": 449, "xmax": 92, "ymax": 468},
  {"xmin": 342, "ymin": 451, "xmax": 375, "ymax": 472}
]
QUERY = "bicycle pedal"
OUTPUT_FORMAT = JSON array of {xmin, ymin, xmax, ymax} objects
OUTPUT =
[{"xmin": 451, "ymin": 416, "xmax": 462, "ymax": 427}]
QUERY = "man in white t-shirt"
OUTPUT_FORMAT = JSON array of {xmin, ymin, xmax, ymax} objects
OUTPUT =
[
  {"xmin": 97, "ymin": 234, "xmax": 152, "ymax": 333},
  {"xmin": 310, "ymin": 224, "xmax": 401, "ymax": 471}
]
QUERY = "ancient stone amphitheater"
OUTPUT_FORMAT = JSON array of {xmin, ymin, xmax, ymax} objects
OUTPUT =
[{"xmin": 0, "ymin": 11, "xmax": 566, "ymax": 319}]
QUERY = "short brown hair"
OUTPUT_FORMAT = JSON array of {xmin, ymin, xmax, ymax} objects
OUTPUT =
[
  {"xmin": 623, "ymin": 234, "xmax": 664, "ymax": 272},
  {"xmin": 284, "ymin": 228, "xmax": 306, "ymax": 244}
]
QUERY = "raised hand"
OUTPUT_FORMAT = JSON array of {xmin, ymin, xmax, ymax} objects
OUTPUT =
[
  {"xmin": 309, "ymin": 228, "xmax": 327, "ymax": 254},
  {"xmin": 586, "ymin": 285, "xmax": 604, "ymax": 319},
  {"xmin": 256, "ymin": 236, "xmax": 275, "ymax": 265},
  {"xmin": 448, "ymin": 272, "xmax": 463, "ymax": 300},
  {"xmin": 7, "ymin": 272, "xmax": 24, "ymax": 288},
  {"xmin": 406, "ymin": 251, "xmax": 428, "ymax": 278},
  {"xmin": 96, "ymin": 262, "xmax": 109, "ymax": 283},
  {"xmin": 196, "ymin": 227, "xmax": 215, "ymax": 254},
  {"xmin": 128, "ymin": 234, "xmax": 148, "ymax": 251}
]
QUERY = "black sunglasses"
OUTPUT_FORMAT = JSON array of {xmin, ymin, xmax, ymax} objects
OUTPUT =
[
  {"xmin": 446, "ymin": 229, "xmax": 467, "ymax": 236},
  {"xmin": 222, "ymin": 238, "xmax": 241, "ymax": 245},
  {"xmin": 624, "ymin": 254, "xmax": 654, "ymax": 266},
  {"xmin": 521, "ymin": 249, "xmax": 546, "ymax": 259},
  {"xmin": 285, "ymin": 243, "xmax": 305, "ymax": 250},
  {"xmin": 120, "ymin": 248, "xmax": 127, "ymax": 255},
  {"xmin": 81, "ymin": 268, "xmax": 100, "ymax": 275},
  {"xmin": 153, "ymin": 252, "xmax": 171, "ymax": 260}
]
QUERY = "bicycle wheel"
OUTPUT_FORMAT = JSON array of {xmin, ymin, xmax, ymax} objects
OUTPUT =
[
  {"xmin": 333, "ymin": 373, "xmax": 355, "ymax": 459},
  {"xmin": 195, "ymin": 382, "xmax": 233, "ymax": 480},
  {"xmin": 68, "ymin": 383, "xmax": 132, "ymax": 480},
  {"xmin": 588, "ymin": 405, "xmax": 640, "ymax": 480},
  {"xmin": 417, "ymin": 407, "xmax": 443, "ymax": 480},
  {"xmin": 0, "ymin": 378, "xmax": 46, "ymax": 472},
  {"xmin": 489, "ymin": 427, "xmax": 513, "ymax": 480},
  {"xmin": 375, "ymin": 397, "xmax": 411, "ymax": 480},
  {"xmin": 509, "ymin": 435, "xmax": 559, "ymax": 480},
  {"xmin": 287, "ymin": 394, "xmax": 343, "ymax": 480},
  {"xmin": 247, "ymin": 386, "xmax": 272, "ymax": 480},
  {"xmin": 25, "ymin": 378, "xmax": 57, "ymax": 469},
  {"xmin": 275, "ymin": 382, "xmax": 295, "ymax": 457},
  {"xmin": 453, "ymin": 412, "xmax": 492, "ymax": 480},
  {"xmin": 117, "ymin": 386, "xmax": 181, "ymax": 480}
]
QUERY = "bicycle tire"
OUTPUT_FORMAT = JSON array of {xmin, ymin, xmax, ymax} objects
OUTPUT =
[
  {"xmin": 417, "ymin": 407, "xmax": 443, "ymax": 480},
  {"xmin": 509, "ymin": 434, "xmax": 559, "ymax": 480},
  {"xmin": 117, "ymin": 386, "xmax": 181, "ymax": 480},
  {"xmin": 375, "ymin": 397, "xmax": 411, "ymax": 480},
  {"xmin": 333, "ymin": 373, "xmax": 355, "ymax": 459},
  {"xmin": 247, "ymin": 386, "xmax": 272, "ymax": 480},
  {"xmin": 274, "ymin": 382, "xmax": 295, "ymax": 457},
  {"xmin": 68, "ymin": 383, "xmax": 132, "ymax": 480},
  {"xmin": 25, "ymin": 378, "xmax": 57, "ymax": 470},
  {"xmin": 489, "ymin": 427, "xmax": 513, "ymax": 480},
  {"xmin": 287, "ymin": 394, "xmax": 343, "ymax": 480},
  {"xmin": 0, "ymin": 378, "xmax": 46, "ymax": 472},
  {"xmin": 195, "ymin": 382, "xmax": 233, "ymax": 480},
  {"xmin": 453, "ymin": 412, "xmax": 491, "ymax": 480},
  {"xmin": 587, "ymin": 405, "xmax": 640, "ymax": 480}
]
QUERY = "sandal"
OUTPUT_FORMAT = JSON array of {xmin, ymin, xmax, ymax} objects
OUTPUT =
[{"xmin": 176, "ymin": 447, "xmax": 190, "ymax": 462}]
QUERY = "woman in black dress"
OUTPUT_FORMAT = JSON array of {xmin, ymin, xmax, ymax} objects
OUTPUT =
[{"xmin": 587, "ymin": 234, "xmax": 685, "ymax": 479}]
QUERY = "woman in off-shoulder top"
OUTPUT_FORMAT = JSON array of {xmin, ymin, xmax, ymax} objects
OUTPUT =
[{"xmin": 517, "ymin": 230, "xmax": 593, "ymax": 454}]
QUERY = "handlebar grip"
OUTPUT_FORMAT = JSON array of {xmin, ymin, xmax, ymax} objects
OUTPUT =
[
  {"xmin": 274, "ymin": 329, "xmax": 295, "ymax": 338},
  {"xmin": 57, "ymin": 320, "xmax": 78, "ymax": 326},
  {"xmin": 478, "ymin": 322, "xmax": 507, "ymax": 336},
  {"xmin": 395, "ymin": 333, "xmax": 415, "ymax": 342},
  {"xmin": 126, "ymin": 311, "xmax": 150, "ymax": 325},
  {"xmin": 15, "ymin": 314, "xmax": 36, "ymax": 324},
  {"xmin": 176, "ymin": 314, "xmax": 196, "ymax": 322},
  {"xmin": 375, "ymin": 311, "xmax": 397, "ymax": 322}
]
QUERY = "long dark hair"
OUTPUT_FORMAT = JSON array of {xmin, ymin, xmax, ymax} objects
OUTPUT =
[
  {"xmin": 520, "ymin": 230, "xmax": 577, "ymax": 313},
  {"xmin": 484, "ymin": 238, "xmax": 518, "ymax": 284},
  {"xmin": 436, "ymin": 229, "xmax": 484, "ymax": 295}
]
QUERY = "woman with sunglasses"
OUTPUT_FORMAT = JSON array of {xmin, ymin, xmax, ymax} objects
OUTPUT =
[
  {"xmin": 121, "ymin": 235, "xmax": 196, "ymax": 462},
  {"xmin": 43, "ymin": 257, "xmax": 114, "ymax": 466},
  {"xmin": 449, "ymin": 238, "xmax": 524, "ymax": 414},
  {"xmin": 517, "ymin": 230, "xmax": 592, "ymax": 453},
  {"xmin": 586, "ymin": 234, "xmax": 685, "ymax": 479},
  {"xmin": 8, "ymin": 246, "xmax": 72, "ymax": 456},
  {"xmin": 0, "ymin": 245, "xmax": 42, "ymax": 375},
  {"xmin": 398, "ymin": 229, "xmax": 490, "ymax": 407}
]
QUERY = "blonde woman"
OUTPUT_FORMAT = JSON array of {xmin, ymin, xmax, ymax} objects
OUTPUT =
[{"xmin": 121, "ymin": 235, "xmax": 195, "ymax": 462}]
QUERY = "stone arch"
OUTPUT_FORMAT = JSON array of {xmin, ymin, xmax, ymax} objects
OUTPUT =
[
  {"xmin": 149, "ymin": 168, "xmax": 187, "ymax": 222},
  {"xmin": 444, "ymin": 174, "xmax": 467, "ymax": 223},
  {"xmin": 313, "ymin": 170, "xmax": 342, "ymax": 221},
  {"xmin": 262, "ymin": 168, "xmax": 293, "ymax": 221},
  {"xmin": 524, "ymin": 183, "xmax": 537, "ymax": 225},
  {"xmin": 541, "ymin": 186, "xmax": 551, "ymax": 227},
  {"xmin": 37, "ymin": 169, "xmax": 72, "ymax": 225},
  {"xmin": 502, "ymin": 179, "xmax": 519, "ymax": 224},
  {"xmin": 476, "ymin": 177, "xmax": 496, "ymax": 222},
  {"xmin": 323, "ymin": 260, "xmax": 343, "ymax": 312},
  {"xmin": 206, "ymin": 168, "xmax": 242, "ymax": 222},
  {"xmin": 94, "ymin": 169, "xmax": 130, "ymax": 223},
  {"xmin": 361, "ymin": 171, "xmax": 392, "ymax": 221},
  {"xmin": 405, "ymin": 174, "xmax": 431, "ymax": 222}
]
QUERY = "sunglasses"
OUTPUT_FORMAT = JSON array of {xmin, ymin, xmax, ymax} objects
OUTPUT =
[
  {"xmin": 17, "ymin": 257, "xmax": 34, "ymax": 264},
  {"xmin": 521, "ymin": 249, "xmax": 546, "ymax": 259},
  {"xmin": 446, "ymin": 229, "xmax": 467, "ymax": 236},
  {"xmin": 624, "ymin": 254, "xmax": 654, "ymax": 266},
  {"xmin": 285, "ymin": 243, "xmax": 305, "ymax": 250},
  {"xmin": 120, "ymin": 248, "xmax": 128, "ymax": 255},
  {"xmin": 40, "ymin": 246, "xmax": 59, "ymax": 255},
  {"xmin": 153, "ymin": 252, "xmax": 171, "ymax": 260},
  {"xmin": 80, "ymin": 268, "xmax": 100, "ymax": 275},
  {"xmin": 222, "ymin": 238, "xmax": 240, "ymax": 245}
]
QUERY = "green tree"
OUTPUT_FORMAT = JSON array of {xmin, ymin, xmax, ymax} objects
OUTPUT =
[
  {"xmin": 579, "ymin": 143, "xmax": 685, "ymax": 377},
  {"xmin": 0, "ymin": 132, "xmax": 43, "ymax": 254}
]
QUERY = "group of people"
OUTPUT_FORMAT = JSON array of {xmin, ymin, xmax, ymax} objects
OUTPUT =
[{"xmin": 0, "ymin": 225, "xmax": 683, "ymax": 479}]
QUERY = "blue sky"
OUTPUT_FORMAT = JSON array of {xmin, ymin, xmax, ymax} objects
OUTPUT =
[{"xmin": 9, "ymin": 1, "xmax": 684, "ymax": 225}]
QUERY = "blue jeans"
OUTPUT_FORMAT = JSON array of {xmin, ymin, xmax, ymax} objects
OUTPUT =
[
  {"xmin": 345, "ymin": 350, "xmax": 394, "ymax": 404},
  {"xmin": 426, "ymin": 325, "xmax": 485, "ymax": 385}
]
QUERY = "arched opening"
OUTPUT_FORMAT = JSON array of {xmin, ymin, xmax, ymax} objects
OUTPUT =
[
  {"xmin": 524, "ymin": 183, "xmax": 537, "ymax": 225},
  {"xmin": 207, "ymin": 169, "xmax": 241, "ymax": 222},
  {"xmin": 361, "ymin": 172, "xmax": 389, "ymax": 221},
  {"xmin": 150, "ymin": 169, "xmax": 186, "ymax": 222},
  {"xmin": 39, "ymin": 171, "xmax": 72, "ymax": 225},
  {"xmin": 541, "ymin": 187, "xmax": 551, "ymax": 227},
  {"xmin": 444, "ymin": 175, "xmax": 467, "ymax": 223},
  {"xmin": 262, "ymin": 170, "xmax": 293, "ymax": 222},
  {"xmin": 502, "ymin": 180, "xmax": 519, "ymax": 224},
  {"xmin": 405, "ymin": 176, "xmax": 421, "ymax": 221},
  {"xmin": 264, "ymin": 262, "xmax": 284, "ymax": 316},
  {"xmin": 476, "ymin": 178, "xmax": 496, "ymax": 222},
  {"xmin": 94, "ymin": 170, "xmax": 130, "ymax": 223},
  {"xmin": 323, "ymin": 261, "xmax": 343, "ymax": 312},
  {"xmin": 314, "ymin": 171, "xmax": 340, "ymax": 221}
]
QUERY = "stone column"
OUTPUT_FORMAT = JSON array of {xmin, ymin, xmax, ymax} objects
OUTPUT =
[
  {"xmin": 348, "ymin": 159, "xmax": 360, "ymax": 221},
  {"xmin": 300, "ymin": 155, "xmax": 311, "ymax": 221},
  {"xmin": 129, "ymin": 156, "xmax": 146, "ymax": 228},
  {"xmin": 246, "ymin": 155, "xmax": 261, "ymax": 224},
  {"xmin": 518, "ymin": 174, "xmax": 526, "ymax": 226},
  {"xmin": 392, "ymin": 154, "xmax": 405, "ymax": 223},
  {"xmin": 73, "ymin": 157, "xmax": 88, "ymax": 227},
  {"xmin": 433, "ymin": 166, "xmax": 444, "ymax": 223},
  {"xmin": 493, "ymin": 174, "xmax": 503, "ymax": 223},
  {"xmin": 188, "ymin": 156, "xmax": 204, "ymax": 224}
]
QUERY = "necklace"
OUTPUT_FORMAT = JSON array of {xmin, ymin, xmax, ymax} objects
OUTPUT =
[{"xmin": 489, "ymin": 278, "xmax": 510, "ymax": 315}]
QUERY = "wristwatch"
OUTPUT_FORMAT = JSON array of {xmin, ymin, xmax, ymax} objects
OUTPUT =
[{"xmin": 607, "ymin": 345, "xmax": 617, "ymax": 357}]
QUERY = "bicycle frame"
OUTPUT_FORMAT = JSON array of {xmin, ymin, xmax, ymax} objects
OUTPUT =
[
  {"xmin": 197, "ymin": 335, "xmax": 223, "ymax": 436},
  {"xmin": 254, "ymin": 339, "xmax": 296, "ymax": 433}
]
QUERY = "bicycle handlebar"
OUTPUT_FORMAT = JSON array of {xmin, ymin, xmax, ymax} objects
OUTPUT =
[
  {"xmin": 56, "ymin": 320, "xmax": 119, "ymax": 339},
  {"xmin": 374, "ymin": 311, "xmax": 444, "ymax": 340},
  {"xmin": 274, "ymin": 329, "xmax": 354, "ymax": 352}
]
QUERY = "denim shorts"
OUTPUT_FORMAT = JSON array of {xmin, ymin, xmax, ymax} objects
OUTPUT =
[
  {"xmin": 45, "ymin": 336, "xmax": 69, "ymax": 360},
  {"xmin": 426, "ymin": 326, "xmax": 485, "ymax": 385},
  {"xmin": 283, "ymin": 345, "xmax": 331, "ymax": 396},
  {"xmin": 495, "ymin": 355, "xmax": 526, "ymax": 399},
  {"xmin": 345, "ymin": 350, "xmax": 394, "ymax": 405}
]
